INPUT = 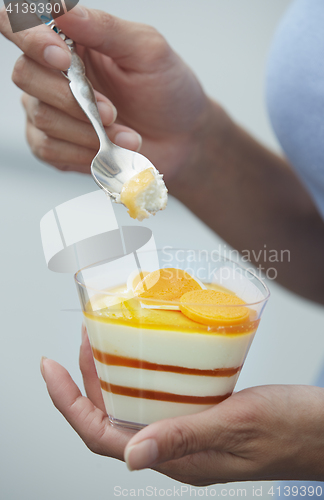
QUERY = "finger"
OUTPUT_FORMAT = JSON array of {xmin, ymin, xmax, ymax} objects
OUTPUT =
[
  {"xmin": 15, "ymin": 56, "xmax": 116, "ymax": 125},
  {"xmin": 26, "ymin": 118, "xmax": 96, "ymax": 168},
  {"xmin": 123, "ymin": 399, "xmax": 245, "ymax": 471},
  {"xmin": 41, "ymin": 357, "xmax": 131, "ymax": 458},
  {"xmin": 79, "ymin": 325, "xmax": 105, "ymax": 412},
  {"xmin": 56, "ymin": 6, "xmax": 167, "ymax": 68},
  {"xmin": 50, "ymin": 162, "xmax": 91, "ymax": 173},
  {"xmin": 0, "ymin": 8, "xmax": 71, "ymax": 70},
  {"xmin": 22, "ymin": 94, "xmax": 142, "ymax": 150}
]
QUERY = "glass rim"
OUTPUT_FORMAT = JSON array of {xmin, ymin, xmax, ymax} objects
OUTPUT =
[{"xmin": 74, "ymin": 248, "xmax": 271, "ymax": 308}]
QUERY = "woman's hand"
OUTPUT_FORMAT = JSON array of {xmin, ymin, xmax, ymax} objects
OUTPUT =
[
  {"xmin": 0, "ymin": 5, "xmax": 210, "ymax": 177},
  {"xmin": 40, "ymin": 325, "xmax": 324, "ymax": 485}
]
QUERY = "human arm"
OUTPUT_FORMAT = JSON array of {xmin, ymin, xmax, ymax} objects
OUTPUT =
[
  {"xmin": 40, "ymin": 328, "xmax": 324, "ymax": 484},
  {"xmin": 1, "ymin": 5, "xmax": 324, "ymax": 302},
  {"xmin": 169, "ymin": 102, "xmax": 324, "ymax": 304}
]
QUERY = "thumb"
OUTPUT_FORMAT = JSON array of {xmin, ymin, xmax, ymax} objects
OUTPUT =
[
  {"xmin": 0, "ymin": 8, "xmax": 71, "ymax": 70},
  {"xmin": 124, "ymin": 406, "xmax": 231, "ymax": 471},
  {"xmin": 56, "ymin": 6, "xmax": 164, "ymax": 68}
]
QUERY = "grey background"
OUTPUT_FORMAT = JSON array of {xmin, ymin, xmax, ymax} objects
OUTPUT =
[{"xmin": 1, "ymin": 1, "xmax": 324, "ymax": 499}]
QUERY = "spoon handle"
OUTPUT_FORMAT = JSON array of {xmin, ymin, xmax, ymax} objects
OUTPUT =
[
  {"xmin": 29, "ymin": 7, "xmax": 110, "ymax": 146},
  {"xmin": 66, "ymin": 52, "xmax": 111, "ymax": 147},
  {"xmin": 46, "ymin": 20, "xmax": 111, "ymax": 148}
]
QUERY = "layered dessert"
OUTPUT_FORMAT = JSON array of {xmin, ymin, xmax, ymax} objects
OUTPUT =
[{"xmin": 83, "ymin": 268, "xmax": 259, "ymax": 428}]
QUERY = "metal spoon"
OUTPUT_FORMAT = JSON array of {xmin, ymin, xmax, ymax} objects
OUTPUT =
[
  {"xmin": 65, "ymin": 45, "xmax": 156, "ymax": 199},
  {"xmin": 35, "ymin": 11, "xmax": 161, "ymax": 200}
]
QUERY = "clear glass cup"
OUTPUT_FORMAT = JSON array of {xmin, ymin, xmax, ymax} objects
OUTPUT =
[{"xmin": 75, "ymin": 249, "xmax": 270, "ymax": 431}]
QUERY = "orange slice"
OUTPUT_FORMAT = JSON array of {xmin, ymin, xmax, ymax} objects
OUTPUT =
[
  {"xmin": 134, "ymin": 268, "xmax": 204, "ymax": 304},
  {"xmin": 127, "ymin": 270, "xmax": 150, "ymax": 292},
  {"xmin": 179, "ymin": 290, "xmax": 250, "ymax": 326}
]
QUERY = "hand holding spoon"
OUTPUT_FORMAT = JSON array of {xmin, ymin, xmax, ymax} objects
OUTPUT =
[{"xmin": 32, "ymin": 7, "xmax": 168, "ymax": 219}]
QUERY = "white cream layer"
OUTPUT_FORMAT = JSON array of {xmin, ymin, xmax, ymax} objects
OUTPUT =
[
  {"xmin": 94, "ymin": 363, "xmax": 240, "ymax": 396},
  {"xmin": 84, "ymin": 318, "xmax": 256, "ymax": 370}
]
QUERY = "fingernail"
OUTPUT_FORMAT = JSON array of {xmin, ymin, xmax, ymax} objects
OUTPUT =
[
  {"xmin": 124, "ymin": 439, "xmax": 159, "ymax": 471},
  {"xmin": 40, "ymin": 356, "xmax": 48, "ymax": 381},
  {"xmin": 69, "ymin": 5, "xmax": 88, "ymax": 18},
  {"xmin": 115, "ymin": 131, "xmax": 142, "ymax": 152},
  {"xmin": 111, "ymin": 104, "xmax": 118, "ymax": 122},
  {"xmin": 43, "ymin": 45, "xmax": 71, "ymax": 70},
  {"xmin": 136, "ymin": 133, "xmax": 143, "ymax": 152},
  {"xmin": 97, "ymin": 101, "xmax": 117, "ymax": 126}
]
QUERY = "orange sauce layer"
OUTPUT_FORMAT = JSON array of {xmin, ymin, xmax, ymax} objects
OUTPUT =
[
  {"xmin": 100, "ymin": 379, "xmax": 232, "ymax": 404},
  {"xmin": 85, "ymin": 307, "xmax": 259, "ymax": 335},
  {"xmin": 93, "ymin": 348, "xmax": 242, "ymax": 377}
]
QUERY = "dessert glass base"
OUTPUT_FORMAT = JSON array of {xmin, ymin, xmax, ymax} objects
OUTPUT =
[
  {"xmin": 108, "ymin": 415, "xmax": 146, "ymax": 432},
  {"xmin": 75, "ymin": 249, "xmax": 270, "ymax": 431}
]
